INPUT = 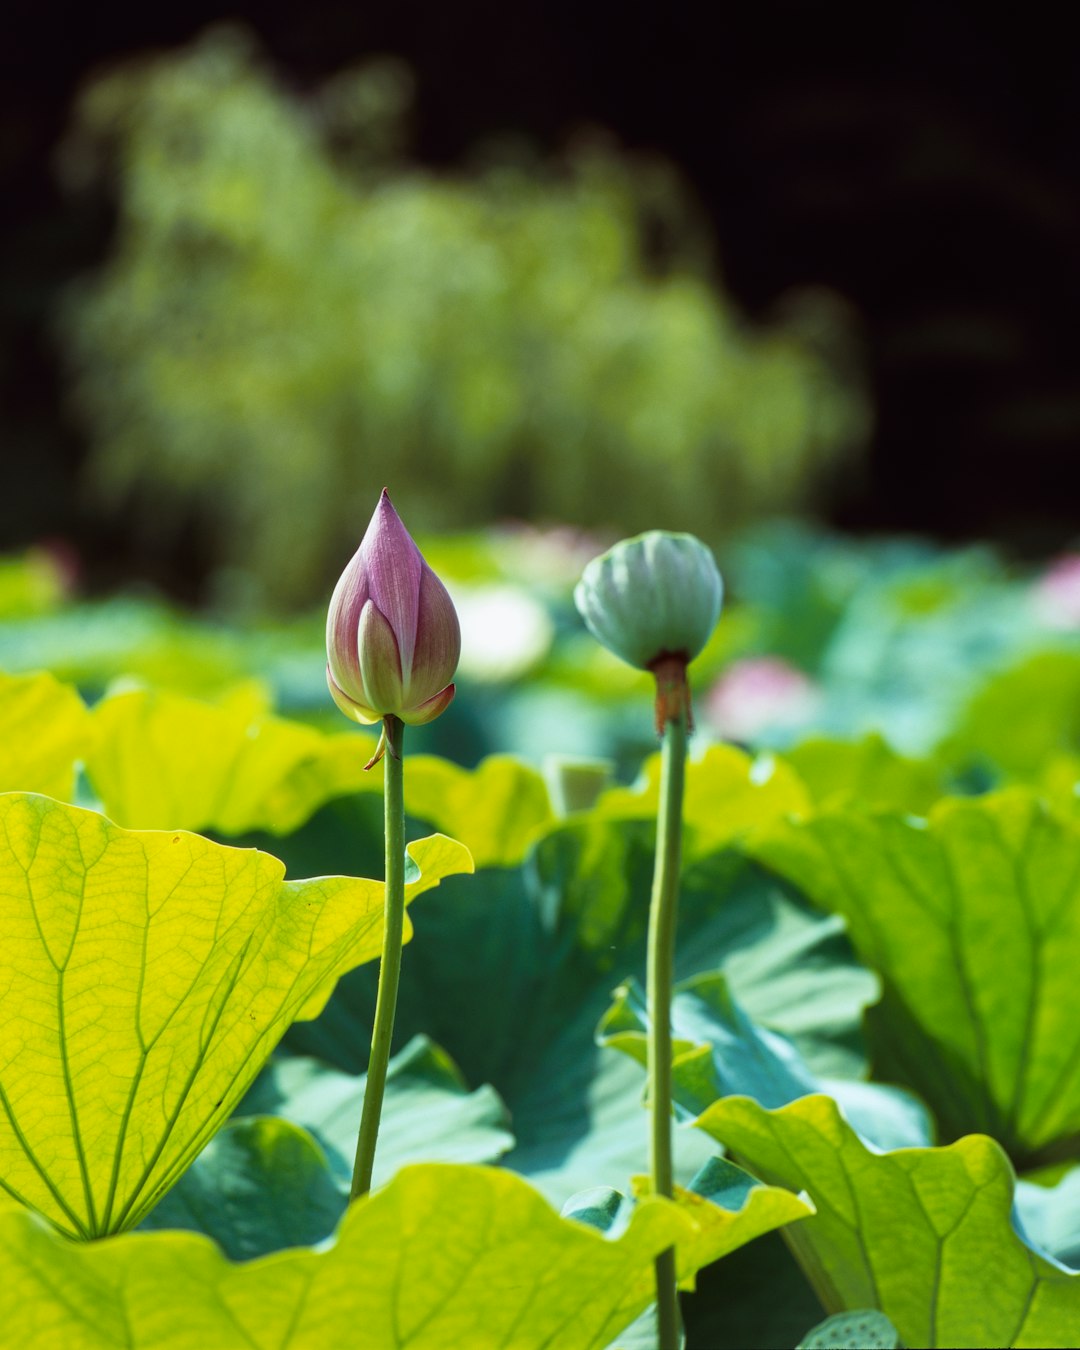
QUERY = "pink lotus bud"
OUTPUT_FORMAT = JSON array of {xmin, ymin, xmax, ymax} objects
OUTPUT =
[{"xmin": 326, "ymin": 490, "xmax": 460, "ymax": 729}]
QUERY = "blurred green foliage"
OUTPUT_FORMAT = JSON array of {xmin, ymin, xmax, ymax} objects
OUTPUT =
[
  {"xmin": 57, "ymin": 26, "xmax": 867, "ymax": 608},
  {"xmin": 3, "ymin": 524, "xmax": 1079, "ymax": 788}
]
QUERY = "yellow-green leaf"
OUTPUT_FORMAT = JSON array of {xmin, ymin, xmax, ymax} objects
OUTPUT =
[
  {"xmin": 405, "ymin": 754, "xmax": 554, "ymax": 867},
  {"xmin": 781, "ymin": 733, "xmax": 947, "ymax": 814},
  {"xmin": 86, "ymin": 687, "xmax": 551, "ymax": 865},
  {"xmin": 0, "ymin": 792, "xmax": 472, "ymax": 1237},
  {"xmin": 630, "ymin": 1157, "xmax": 813, "ymax": 1293},
  {"xmin": 595, "ymin": 743, "xmax": 810, "ymax": 857},
  {"xmin": 0, "ymin": 1162, "xmax": 795, "ymax": 1349},
  {"xmin": 0, "ymin": 670, "xmax": 90, "ymax": 800},
  {"xmin": 85, "ymin": 685, "xmax": 380, "ymax": 834},
  {"xmin": 697, "ymin": 1094, "xmax": 1080, "ymax": 1349},
  {"xmin": 750, "ymin": 791, "xmax": 1080, "ymax": 1160},
  {"xmin": 948, "ymin": 649, "xmax": 1080, "ymax": 778}
]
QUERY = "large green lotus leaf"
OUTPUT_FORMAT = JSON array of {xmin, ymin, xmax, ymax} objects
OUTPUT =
[
  {"xmin": 404, "ymin": 753, "xmax": 554, "ymax": 867},
  {"xmin": 585, "ymin": 1162, "xmax": 817, "ymax": 1348},
  {"xmin": 947, "ymin": 649, "xmax": 1080, "ymax": 778},
  {"xmin": 0, "ymin": 791, "xmax": 472, "ymax": 1237},
  {"xmin": 87, "ymin": 686, "xmax": 550, "ymax": 866},
  {"xmin": 85, "ymin": 685, "xmax": 381, "ymax": 835},
  {"xmin": 596, "ymin": 972, "xmax": 931, "ymax": 1347},
  {"xmin": 600, "ymin": 972, "xmax": 931, "ymax": 1153},
  {"xmin": 565, "ymin": 1155, "xmax": 813, "ymax": 1341},
  {"xmin": 284, "ymin": 861, "xmax": 709, "ymax": 1203},
  {"xmin": 286, "ymin": 818, "xmax": 877, "ymax": 1203},
  {"xmin": 603, "ymin": 968, "xmax": 1079, "ymax": 1344},
  {"xmin": 781, "ymin": 733, "xmax": 947, "ymax": 814},
  {"xmin": 750, "ymin": 790, "xmax": 1080, "ymax": 1162},
  {"xmin": 139, "ymin": 1116, "xmax": 346, "ymax": 1260},
  {"xmin": 634, "ymin": 1155, "xmax": 814, "ymax": 1293},
  {"xmin": 234, "ymin": 753, "xmax": 551, "ymax": 872},
  {"xmin": 696, "ymin": 1094, "xmax": 1080, "ymax": 1349},
  {"xmin": 594, "ymin": 734, "xmax": 946, "ymax": 853},
  {"xmin": 0, "ymin": 1161, "xmax": 797, "ymax": 1350},
  {"xmin": 1036, "ymin": 754, "xmax": 1080, "ymax": 819},
  {"xmin": 595, "ymin": 743, "xmax": 811, "ymax": 856},
  {"xmin": 241, "ymin": 1034, "xmax": 514, "ymax": 1186},
  {"xmin": 0, "ymin": 670, "xmax": 90, "ymax": 800}
]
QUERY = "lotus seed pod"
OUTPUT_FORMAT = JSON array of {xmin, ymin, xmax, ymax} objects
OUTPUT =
[
  {"xmin": 327, "ymin": 490, "xmax": 460, "ymax": 729},
  {"xmin": 575, "ymin": 530, "xmax": 722, "ymax": 733},
  {"xmin": 574, "ymin": 531, "xmax": 723, "ymax": 671}
]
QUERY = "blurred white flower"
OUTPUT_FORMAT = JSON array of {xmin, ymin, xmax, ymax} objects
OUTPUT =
[{"xmin": 451, "ymin": 583, "xmax": 554, "ymax": 682}]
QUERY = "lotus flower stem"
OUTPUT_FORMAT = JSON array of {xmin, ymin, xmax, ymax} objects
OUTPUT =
[
  {"xmin": 647, "ymin": 702, "xmax": 688, "ymax": 1350},
  {"xmin": 575, "ymin": 528, "xmax": 720, "ymax": 1348},
  {"xmin": 351, "ymin": 713, "xmax": 406, "ymax": 1199}
]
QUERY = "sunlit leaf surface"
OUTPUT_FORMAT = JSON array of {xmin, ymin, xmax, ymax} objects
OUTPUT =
[
  {"xmin": 949, "ymin": 649, "xmax": 1080, "ymax": 778},
  {"xmin": 751, "ymin": 791, "xmax": 1080, "ymax": 1161},
  {"xmin": 0, "ymin": 1161, "xmax": 804, "ymax": 1349},
  {"xmin": 0, "ymin": 671, "xmax": 90, "ymax": 800},
  {"xmin": 0, "ymin": 792, "xmax": 471, "ymax": 1236},
  {"xmin": 404, "ymin": 753, "xmax": 553, "ymax": 867},
  {"xmin": 595, "ymin": 743, "xmax": 810, "ymax": 857},
  {"xmin": 145, "ymin": 1038, "xmax": 515, "ymax": 1259},
  {"xmin": 87, "ymin": 687, "xmax": 550, "ymax": 866},
  {"xmin": 86, "ymin": 686, "xmax": 380, "ymax": 835},
  {"xmin": 568, "ymin": 1155, "xmax": 812, "ymax": 1318},
  {"xmin": 697, "ymin": 1094, "xmax": 1080, "ymax": 1349},
  {"xmin": 782, "ymin": 733, "xmax": 946, "ymax": 814}
]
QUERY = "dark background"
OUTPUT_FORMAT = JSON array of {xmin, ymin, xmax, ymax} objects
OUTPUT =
[{"xmin": 4, "ymin": 1, "xmax": 1077, "ymax": 591}]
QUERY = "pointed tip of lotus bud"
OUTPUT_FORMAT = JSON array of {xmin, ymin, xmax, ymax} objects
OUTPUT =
[
  {"xmin": 327, "ymin": 492, "xmax": 460, "ymax": 728},
  {"xmin": 574, "ymin": 530, "xmax": 723, "ymax": 672}
]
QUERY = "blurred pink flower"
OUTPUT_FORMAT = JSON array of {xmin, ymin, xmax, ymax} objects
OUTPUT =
[
  {"xmin": 704, "ymin": 656, "xmax": 820, "ymax": 743},
  {"xmin": 1032, "ymin": 554, "xmax": 1080, "ymax": 630}
]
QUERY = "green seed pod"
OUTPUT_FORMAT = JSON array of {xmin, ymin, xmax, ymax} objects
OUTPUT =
[{"xmin": 574, "ymin": 531, "xmax": 723, "ymax": 671}]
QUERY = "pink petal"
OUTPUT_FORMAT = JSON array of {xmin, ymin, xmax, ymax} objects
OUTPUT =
[
  {"xmin": 400, "ymin": 683, "xmax": 456, "ymax": 726},
  {"xmin": 358, "ymin": 489, "xmax": 424, "ymax": 682},
  {"xmin": 325, "ymin": 546, "xmax": 370, "ymax": 700},
  {"xmin": 404, "ymin": 563, "xmax": 461, "ymax": 705}
]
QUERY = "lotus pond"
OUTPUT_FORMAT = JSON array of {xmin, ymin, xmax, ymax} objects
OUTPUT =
[{"xmin": 1, "ymin": 521, "xmax": 1079, "ymax": 1349}]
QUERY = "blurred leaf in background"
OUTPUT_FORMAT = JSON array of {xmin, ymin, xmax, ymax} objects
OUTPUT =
[{"xmin": 56, "ymin": 25, "xmax": 868, "ymax": 609}]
